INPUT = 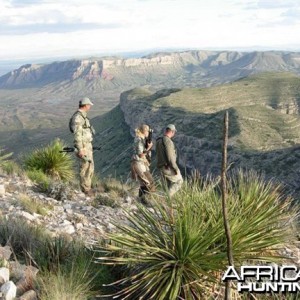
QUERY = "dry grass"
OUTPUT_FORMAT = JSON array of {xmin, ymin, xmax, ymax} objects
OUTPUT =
[{"xmin": 17, "ymin": 193, "xmax": 53, "ymax": 216}]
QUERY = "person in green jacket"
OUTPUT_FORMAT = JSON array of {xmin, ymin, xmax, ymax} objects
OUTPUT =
[{"xmin": 156, "ymin": 124, "xmax": 183, "ymax": 197}]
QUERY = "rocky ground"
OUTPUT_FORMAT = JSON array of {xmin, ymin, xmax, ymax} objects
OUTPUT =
[
  {"xmin": 1, "ymin": 173, "xmax": 300, "ymax": 299},
  {"xmin": 0, "ymin": 173, "xmax": 141, "ymax": 299},
  {"xmin": 0, "ymin": 174, "xmax": 137, "ymax": 245}
]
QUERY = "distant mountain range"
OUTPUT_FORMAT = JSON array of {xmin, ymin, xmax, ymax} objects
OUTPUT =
[
  {"xmin": 1, "ymin": 50, "xmax": 300, "ymax": 90},
  {"xmin": 1, "ymin": 50, "xmax": 300, "ymax": 134}
]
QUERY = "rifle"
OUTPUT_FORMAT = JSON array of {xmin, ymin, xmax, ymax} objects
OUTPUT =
[
  {"xmin": 60, "ymin": 146, "xmax": 101, "ymax": 163},
  {"xmin": 145, "ymin": 128, "xmax": 153, "ymax": 163}
]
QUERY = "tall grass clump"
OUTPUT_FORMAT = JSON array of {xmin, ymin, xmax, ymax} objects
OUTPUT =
[
  {"xmin": 1, "ymin": 160, "xmax": 23, "ymax": 176},
  {"xmin": 17, "ymin": 193, "xmax": 52, "ymax": 216},
  {"xmin": 23, "ymin": 139, "xmax": 75, "ymax": 181},
  {"xmin": 0, "ymin": 148, "xmax": 13, "ymax": 167},
  {"xmin": 36, "ymin": 238, "xmax": 113, "ymax": 300},
  {"xmin": 0, "ymin": 218, "xmax": 50, "ymax": 263},
  {"xmin": 96, "ymin": 171, "xmax": 298, "ymax": 299},
  {"xmin": 100, "ymin": 177, "xmax": 128, "ymax": 197},
  {"xmin": 38, "ymin": 266, "xmax": 95, "ymax": 300},
  {"xmin": 26, "ymin": 169, "xmax": 51, "ymax": 192}
]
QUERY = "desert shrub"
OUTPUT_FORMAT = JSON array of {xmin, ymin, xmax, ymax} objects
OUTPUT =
[
  {"xmin": 0, "ymin": 218, "xmax": 113, "ymax": 297},
  {"xmin": 1, "ymin": 160, "xmax": 23, "ymax": 176},
  {"xmin": 26, "ymin": 169, "xmax": 51, "ymax": 192},
  {"xmin": 101, "ymin": 177, "xmax": 127, "ymax": 197},
  {"xmin": 37, "ymin": 238, "xmax": 113, "ymax": 300},
  {"xmin": 46, "ymin": 180, "xmax": 73, "ymax": 201},
  {"xmin": 96, "ymin": 171, "xmax": 298, "ymax": 299},
  {"xmin": 0, "ymin": 148, "xmax": 13, "ymax": 168},
  {"xmin": 38, "ymin": 267, "xmax": 95, "ymax": 300},
  {"xmin": 0, "ymin": 218, "xmax": 51, "ymax": 264},
  {"xmin": 17, "ymin": 193, "xmax": 52, "ymax": 215},
  {"xmin": 23, "ymin": 139, "xmax": 75, "ymax": 181},
  {"xmin": 92, "ymin": 194, "xmax": 121, "ymax": 208}
]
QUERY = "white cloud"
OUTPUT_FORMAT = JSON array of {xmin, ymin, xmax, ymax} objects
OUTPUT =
[{"xmin": 0, "ymin": 0, "xmax": 299, "ymax": 60}]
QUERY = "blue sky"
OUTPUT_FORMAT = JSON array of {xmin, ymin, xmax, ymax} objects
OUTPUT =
[{"xmin": 0, "ymin": 0, "xmax": 300, "ymax": 60}]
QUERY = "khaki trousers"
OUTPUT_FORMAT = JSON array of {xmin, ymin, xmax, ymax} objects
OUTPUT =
[
  {"xmin": 79, "ymin": 143, "xmax": 94, "ymax": 193},
  {"xmin": 160, "ymin": 166, "xmax": 183, "ymax": 197},
  {"xmin": 131, "ymin": 160, "xmax": 155, "ymax": 201}
]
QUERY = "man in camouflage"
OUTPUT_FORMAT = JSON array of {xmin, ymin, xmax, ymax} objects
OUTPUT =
[
  {"xmin": 156, "ymin": 124, "xmax": 183, "ymax": 197},
  {"xmin": 72, "ymin": 97, "xmax": 95, "ymax": 196}
]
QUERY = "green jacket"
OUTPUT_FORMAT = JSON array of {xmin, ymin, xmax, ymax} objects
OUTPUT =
[{"xmin": 156, "ymin": 136, "xmax": 179, "ymax": 171}]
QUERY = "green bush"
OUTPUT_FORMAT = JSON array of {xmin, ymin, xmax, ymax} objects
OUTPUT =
[
  {"xmin": 26, "ymin": 169, "xmax": 51, "ymax": 192},
  {"xmin": 24, "ymin": 139, "xmax": 75, "ymax": 181},
  {"xmin": 96, "ymin": 171, "xmax": 298, "ymax": 299}
]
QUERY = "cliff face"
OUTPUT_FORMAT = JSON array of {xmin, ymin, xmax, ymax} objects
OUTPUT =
[{"xmin": 1, "ymin": 50, "xmax": 300, "ymax": 89}]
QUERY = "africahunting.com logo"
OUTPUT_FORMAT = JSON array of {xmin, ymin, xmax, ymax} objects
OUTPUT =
[{"xmin": 222, "ymin": 265, "xmax": 300, "ymax": 293}]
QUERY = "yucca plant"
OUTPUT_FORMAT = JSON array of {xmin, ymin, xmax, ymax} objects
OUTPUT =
[
  {"xmin": 96, "ymin": 171, "xmax": 298, "ymax": 300},
  {"xmin": 227, "ymin": 170, "xmax": 297, "ymax": 262},
  {"xmin": 24, "ymin": 139, "xmax": 75, "ymax": 181}
]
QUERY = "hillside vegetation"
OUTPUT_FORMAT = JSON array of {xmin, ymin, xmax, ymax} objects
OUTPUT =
[{"xmin": 119, "ymin": 72, "xmax": 300, "ymax": 195}]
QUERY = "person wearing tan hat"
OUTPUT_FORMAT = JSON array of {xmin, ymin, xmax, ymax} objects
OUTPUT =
[
  {"xmin": 70, "ymin": 97, "xmax": 95, "ymax": 196},
  {"xmin": 156, "ymin": 124, "xmax": 183, "ymax": 197}
]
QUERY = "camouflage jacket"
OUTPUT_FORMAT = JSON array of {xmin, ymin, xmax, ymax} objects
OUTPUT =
[
  {"xmin": 156, "ymin": 135, "xmax": 178, "ymax": 171},
  {"xmin": 73, "ymin": 110, "xmax": 94, "ymax": 151}
]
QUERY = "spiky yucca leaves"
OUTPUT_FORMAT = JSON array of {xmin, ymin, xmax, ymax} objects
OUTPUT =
[
  {"xmin": 97, "ymin": 172, "xmax": 298, "ymax": 300},
  {"xmin": 24, "ymin": 139, "xmax": 75, "ymax": 181},
  {"xmin": 227, "ymin": 170, "xmax": 298, "ymax": 262}
]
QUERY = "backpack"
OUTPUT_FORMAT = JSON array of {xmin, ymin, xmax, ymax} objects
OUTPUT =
[{"xmin": 69, "ymin": 111, "xmax": 85, "ymax": 133}]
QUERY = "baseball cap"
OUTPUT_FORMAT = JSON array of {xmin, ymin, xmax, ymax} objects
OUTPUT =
[
  {"xmin": 79, "ymin": 97, "xmax": 93, "ymax": 106},
  {"xmin": 166, "ymin": 124, "xmax": 177, "ymax": 132}
]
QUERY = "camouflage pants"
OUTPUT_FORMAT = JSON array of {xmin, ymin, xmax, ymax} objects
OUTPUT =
[
  {"xmin": 160, "ymin": 166, "xmax": 183, "ymax": 197},
  {"xmin": 78, "ymin": 143, "xmax": 94, "ymax": 193}
]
